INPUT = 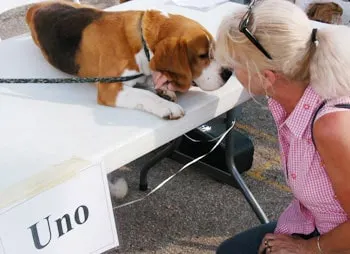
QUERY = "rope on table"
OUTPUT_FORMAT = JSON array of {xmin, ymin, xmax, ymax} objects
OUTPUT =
[{"xmin": 0, "ymin": 74, "xmax": 145, "ymax": 84}]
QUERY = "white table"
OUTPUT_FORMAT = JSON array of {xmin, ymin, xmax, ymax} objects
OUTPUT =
[
  {"xmin": 0, "ymin": 0, "xmax": 251, "ymax": 184},
  {"xmin": 0, "ymin": 0, "xmax": 269, "ymax": 241}
]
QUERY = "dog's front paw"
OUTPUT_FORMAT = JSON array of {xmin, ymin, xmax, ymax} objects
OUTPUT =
[
  {"xmin": 158, "ymin": 101, "xmax": 185, "ymax": 120},
  {"xmin": 156, "ymin": 89, "xmax": 177, "ymax": 102}
]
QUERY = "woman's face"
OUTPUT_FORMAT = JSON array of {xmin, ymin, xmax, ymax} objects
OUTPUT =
[{"xmin": 232, "ymin": 63, "xmax": 268, "ymax": 96}]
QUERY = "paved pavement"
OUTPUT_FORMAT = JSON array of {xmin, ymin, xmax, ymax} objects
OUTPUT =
[{"xmin": 0, "ymin": 1, "xmax": 293, "ymax": 253}]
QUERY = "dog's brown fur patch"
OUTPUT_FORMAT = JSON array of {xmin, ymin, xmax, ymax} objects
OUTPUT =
[{"xmin": 76, "ymin": 11, "xmax": 143, "ymax": 77}]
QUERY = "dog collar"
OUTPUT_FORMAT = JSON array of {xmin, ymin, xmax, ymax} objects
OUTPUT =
[{"xmin": 140, "ymin": 13, "xmax": 151, "ymax": 62}]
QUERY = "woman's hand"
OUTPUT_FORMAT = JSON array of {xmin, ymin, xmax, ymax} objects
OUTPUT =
[{"xmin": 258, "ymin": 233, "xmax": 316, "ymax": 254}]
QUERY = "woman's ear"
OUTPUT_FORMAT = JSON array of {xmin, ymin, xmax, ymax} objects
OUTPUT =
[{"xmin": 262, "ymin": 69, "xmax": 276, "ymax": 90}]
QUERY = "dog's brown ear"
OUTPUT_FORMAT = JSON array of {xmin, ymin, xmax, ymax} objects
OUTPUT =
[{"xmin": 150, "ymin": 37, "xmax": 192, "ymax": 91}]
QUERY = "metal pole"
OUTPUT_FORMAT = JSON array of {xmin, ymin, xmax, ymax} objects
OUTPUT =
[{"xmin": 225, "ymin": 108, "xmax": 269, "ymax": 224}]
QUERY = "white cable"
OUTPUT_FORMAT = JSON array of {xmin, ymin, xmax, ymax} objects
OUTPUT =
[
  {"xmin": 114, "ymin": 120, "xmax": 236, "ymax": 209},
  {"xmin": 184, "ymin": 133, "xmax": 221, "ymax": 143}
]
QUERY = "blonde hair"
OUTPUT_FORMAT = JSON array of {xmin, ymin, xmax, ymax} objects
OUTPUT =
[{"xmin": 215, "ymin": 0, "xmax": 350, "ymax": 99}]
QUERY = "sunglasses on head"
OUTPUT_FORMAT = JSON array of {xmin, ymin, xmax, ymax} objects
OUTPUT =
[{"xmin": 239, "ymin": 0, "xmax": 272, "ymax": 60}]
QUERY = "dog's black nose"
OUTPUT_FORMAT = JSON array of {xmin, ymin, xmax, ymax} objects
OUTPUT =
[{"xmin": 220, "ymin": 68, "xmax": 233, "ymax": 82}]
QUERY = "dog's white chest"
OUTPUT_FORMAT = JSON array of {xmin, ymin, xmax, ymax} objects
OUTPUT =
[
  {"xmin": 134, "ymin": 47, "xmax": 153, "ymax": 75},
  {"xmin": 120, "ymin": 69, "xmax": 147, "ymax": 87}
]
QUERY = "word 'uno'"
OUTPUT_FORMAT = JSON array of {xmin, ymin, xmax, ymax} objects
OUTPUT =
[{"xmin": 28, "ymin": 205, "xmax": 89, "ymax": 250}]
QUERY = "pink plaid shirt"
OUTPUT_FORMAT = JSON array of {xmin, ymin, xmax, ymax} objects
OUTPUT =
[{"xmin": 268, "ymin": 86, "xmax": 349, "ymax": 235}]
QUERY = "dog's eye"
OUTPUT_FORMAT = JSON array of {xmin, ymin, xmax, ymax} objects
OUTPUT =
[{"xmin": 199, "ymin": 53, "xmax": 209, "ymax": 59}]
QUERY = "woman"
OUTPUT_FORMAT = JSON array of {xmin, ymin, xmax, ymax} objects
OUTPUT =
[{"xmin": 214, "ymin": 0, "xmax": 350, "ymax": 253}]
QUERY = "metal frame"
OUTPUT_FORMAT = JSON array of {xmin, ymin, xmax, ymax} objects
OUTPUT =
[
  {"xmin": 139, "ymin": 107, "xmax": 269, "ymax": 224},
  {"xmin": 139, "ymin": 137, "xmax": 183, "ymax": 191}
]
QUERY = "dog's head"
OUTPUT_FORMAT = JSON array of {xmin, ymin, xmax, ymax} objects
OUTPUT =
[
  {"xmin": 306, "ymin": 2, "xmax": 343, "ymax": 24},
  {"xmin": 148, "ymin": 12, "xmax": 231, "ymax": 93}
]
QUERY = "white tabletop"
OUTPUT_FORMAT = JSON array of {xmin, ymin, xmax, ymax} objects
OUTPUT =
[{"xmin": 0, "ymin": 1, "xmax": 250, "ymax": 195}]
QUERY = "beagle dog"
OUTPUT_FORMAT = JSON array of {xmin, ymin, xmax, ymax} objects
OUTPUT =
[{"xmin": 26, "ymin": 1, "xmax": 231, "ymax": 119}]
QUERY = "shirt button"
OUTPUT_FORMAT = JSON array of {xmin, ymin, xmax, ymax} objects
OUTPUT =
[
  {"xmin": 307, "ymin": 138, "xmax": 313, "ymax": 145},
  {"xmin": 304, "ymin": 104, "xmax": 310, "ymax": 110},
  {"xmin": 291, "ymin": 173, "xmax": 297, "ymax": 179}
]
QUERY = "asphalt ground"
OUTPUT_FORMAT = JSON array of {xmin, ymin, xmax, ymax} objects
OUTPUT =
[{"xmin": 0, "ymin": 1, "xmax": 294, "ymax": 253}]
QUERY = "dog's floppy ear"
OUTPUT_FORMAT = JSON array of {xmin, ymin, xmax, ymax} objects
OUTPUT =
[{"xmin": 150, "ymin": 37, "xmax": 193, "ymax": 90}]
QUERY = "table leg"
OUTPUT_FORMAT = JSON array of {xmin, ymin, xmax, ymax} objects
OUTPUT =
[
  {"xmin": 225, "ymin": 108, "xmax": 269, "ymax": 224},
  {"xmin": 139, "ymin": 137, "xmax": 183, "ymax": 191}
]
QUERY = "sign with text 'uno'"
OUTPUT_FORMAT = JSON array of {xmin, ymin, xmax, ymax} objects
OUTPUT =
[{"xmin": 0, "ymin": 163, "xmax": 118, "ymax": 254}]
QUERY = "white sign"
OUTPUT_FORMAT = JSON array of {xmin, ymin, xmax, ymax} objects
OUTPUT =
[{"xmin": 0, "ymin": 163, "xmax": 118, "ymax": 254}]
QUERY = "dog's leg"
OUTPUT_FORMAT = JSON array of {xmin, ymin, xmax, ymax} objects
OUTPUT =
[
  {"xmin": 114, "ymin": 86, "xmax": 184, "ymax": 119},
  {"xmin": 97, "ymin": 82, "xmax": 123, "ymax": 107},
  {"xmin": 97, "ymin": 81, "xmax": 184, "ymax": 119},
  {"xmin": 96, "ymin": 54, "xmax": 183, "ymax": 119}
]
